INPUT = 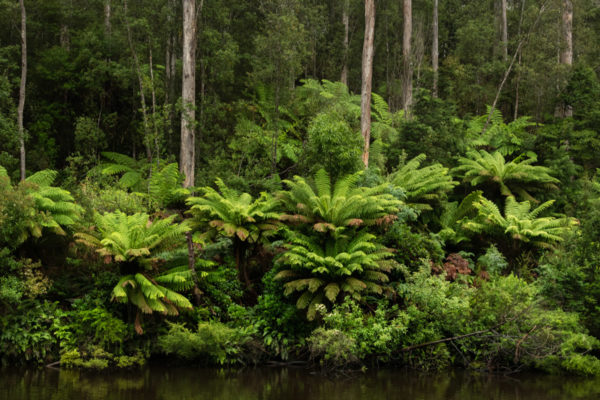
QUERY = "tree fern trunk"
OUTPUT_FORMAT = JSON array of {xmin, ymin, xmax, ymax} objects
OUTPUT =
[{"xmin": 187, "ymin": 231, "xmax": 202, "ymax": 305}]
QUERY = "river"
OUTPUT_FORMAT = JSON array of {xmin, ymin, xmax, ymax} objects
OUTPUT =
[{"xmin": 1, "ymin": 365, "xmax": 599, "ymax": 399}]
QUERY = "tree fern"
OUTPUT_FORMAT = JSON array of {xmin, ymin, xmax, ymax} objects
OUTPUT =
[
  {"xmin": 437, "ymin": 190, "xmax": 483, "ymax": 244},
  {"xmin": 279, "ymin": 169, "xmax": 402, "ymax": 232},
  {"xmin": 274, "ymin": 231, "xmax": 397, "ymax": 320},
  {"xmin": 16, "ymin": 169, "xmax": 84, "ymax": 236},
  {"xmin": 466, "ymin": 196, "xmax": 577, "ymax": 248},
  {"xmin": 465, "ymin": 106, "xmax": 535, "ymax": 155},
  {"xmin": 453, "ymin": 150, "xmax": 559, "ymax": 202},
  {"xmin": 187, "ymin": 179, "xmax": 281, "ymax": 289},
  {"xmin": 148, "ymin": 162, "xmax": 189, "ymax": 209},
  {"xmin": 75, "ymin": 211, "xmax": 192, "ymax": 331},
  {"xmin": 388, "ymin": 153, "xmax": 458, "ymax": 211},
  {"xmin": 96, "ymin": 152, "xmax": 149, "ymax": 192}
]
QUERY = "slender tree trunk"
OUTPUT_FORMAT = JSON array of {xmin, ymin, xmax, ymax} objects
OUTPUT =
[
  {"xmin": 181, "ymin": 0, "xmax": 202, "ymax": 304},
  {"xmin": 18, "ymin": 0, "xmax": 27, "ymax": 181},
  {"xmin": 432, "ymin": 0, "xmax": 439, "ymax": 98},
  {"xmin": 501, "ymin": 0, "xmax": 508, "ymax": 62},
  {"xmin": 402, "ymin": 0, "xmax": 413, "ymax": 118},
  {"xmin": 483, "ymin": 2, "xmax": 547, "ymax": 133},
  {"xmin": 514, "ymin": 0, "xmax": 526, "ymax": 120},
  {"xmin": 104, "ymin": 0, "xmax": 111, "ymax": 34},
  {"xmin": 149, "ymin": 47, "xmax": 160, "ymax": 165},
  {"xmin": 123, "ymin": 0, "xmax": 152, "ymax": 162},
  {"xmin": 181, "ymin": 0, "xmax": 196, "ymax": 187},
  {"xmin": 361, "ymin": 0, "xmax": 375, "ymax": 168},
  {"xmin": 341, "ymin": 0, "xmax": 350, "ymax": 86},
  {"xmin": 558, "ymin": 0, "xmax": 573, "ymax": 117}
]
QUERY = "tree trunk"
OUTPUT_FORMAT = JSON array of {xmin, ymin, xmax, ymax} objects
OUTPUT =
[
  {"xmin": 402, "ymin": 0, "xmax": 412, "ymax": 118},
  {"xmin": 181, "ymin": 0, "xmax": 196, "ymax": 188},
  {"xmin": 341, "ymin": 0, "xmax": 350, "ymax": 86},
  {"xmin": 149, "ymin": 47, "xmax": 160, "ymax": 165},
  {"xmin": 514, "ymin": 0, "xmax": 526, "ymax": 121},
  {"xmin": 432, "ymin": 0, "xmax": 439, "ymax": 98},
  {"xmin": 483, "ymin": 3, "xmax": 547, "ymax": 133},
  {"xmin": 104, "ymin": 0, "xmax": 111, "ymax": 34},
  {"xmin": 18, "ymin": 0, "xmax": 27, "ymax": 181},
  {"xmin": 361, "ymin": 0, "xmax": 375, "ymax": 168},
  {"xmin": 123, "ymin": 0, "xmax": 152, "ymax": 162},
  {"xmin": 558, "ymin": 0, "xmax": 573, "ymax": 117},
  {"xmin": 501, "ymin": 0, "xmax": 508, "ymax": 62}
]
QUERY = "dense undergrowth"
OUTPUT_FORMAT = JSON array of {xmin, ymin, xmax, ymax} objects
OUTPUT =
[{"xmin": 3, "ymin": 83, "xmax": 600, "ymax": 377}]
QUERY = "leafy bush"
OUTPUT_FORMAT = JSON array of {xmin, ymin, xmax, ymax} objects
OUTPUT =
[
  {"xmin": 158, "ymin": 321, "xmax": 252, "ymax": 365},
  {"xmin": 0, "ymin": 301, "xmax": 66, "ymax": 365},
  {"xmin": 308, "ymin": 299, "xmax": 409, "ymax": 369}
]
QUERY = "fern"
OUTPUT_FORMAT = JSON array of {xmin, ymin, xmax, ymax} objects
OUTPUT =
[
  {"xmin": 75, "ymin": 211, "xmax": 192, "ymax": 330},
  {"xmin": 187, "ymin": 179, "xmax": 281, "ymax": 289},
  {"xmin": 18, "ymin": 169, "xmax": 84, "ymax": 236},
  {"xmin": 453, "ymin": 150, "xmax": 559, "ymax": 202},
  {"xmin": 466, "ymin": 196, "xmax": 577, "ymax": 248},
  {"xmin": 279, "ymin": 169, "xmax": 402, "ymax": 232},
  {"xmin": 389, "ymin": 154, "xmax": 458, "ymax": 211},
  {"xmin": 465, "ymin": 106, "xmax": 535, "ymax": 155},
  {"xmin": 274, "ymin": 230, "xmax": 397, "ymax": 320}
]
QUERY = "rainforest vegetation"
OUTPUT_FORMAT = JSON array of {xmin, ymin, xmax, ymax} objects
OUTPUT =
[{"xmin": 2, "ymin": 0, "xmax": 600, "ymax": 376}]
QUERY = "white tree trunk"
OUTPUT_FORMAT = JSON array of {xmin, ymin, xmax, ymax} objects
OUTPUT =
[
  {"xmin": 561, "ymin": 0, "xmax": 573, "ymax": 117},
  {"xmin": 18, "ymin": 0, "xmax": 27, "ymax": 181},
  {"xmin": 361, "ymin": 0, "xmax": 375, "ymax": 168},
  {"xmin": 432, "ymin": 0, "xmax": 439, "ymax": 98},
  {"xmin": 181, "ymin": 0, "xmax": 197, "ymax": 188},
  {"xmin": 501, "ymin": 0, "xmax": 508, "ymax": 62},
  {"xmin": 104, "ymin": 1, "xmax": 111, "ymax": 34},
  {"xmin": 341, "ymin": 0, "xmax": 350, "ymax": 86},
  {"xmin": 402, "ymin": 0, "xmax": 412, "ymax": 118}
]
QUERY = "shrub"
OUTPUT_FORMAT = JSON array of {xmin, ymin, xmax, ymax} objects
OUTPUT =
[{"xmin": 158, "ymin": 321, "xmax": 252, "ymax": 365}]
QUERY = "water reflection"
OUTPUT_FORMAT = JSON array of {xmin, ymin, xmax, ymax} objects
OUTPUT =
[{"xmin": 1, "ymin": 366, "xmax": 599, "ymax": 400}]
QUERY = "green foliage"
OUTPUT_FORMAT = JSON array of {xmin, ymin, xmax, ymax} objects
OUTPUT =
[
  {"xmin": 477, "ymin": 245, "xmax": 508, "ymax": 277},
  {"xmin": 466, "ymin": 196, "xmax": 577, "ymax": 249},
  {"xmin": 279, "ymin": 169, "xmax": 402, "ymax": 232},
  {"xmin": 55, "ymin": 306, "xmax": 128, "ymax": 352},
  {"xmin": 388, "ymin": 153, "xmax": 457, "ymax": 211},
  {"xmin": 147, "ymin": 162, "xmax": 189, "ymax": 210},
  {"xmin": 96, "ymin": 153, "xmax": 189, "ymax": 210},
  {"xmin": 24, "ymin": 170, "xmax": 84, "ymax": 235},
  {"xmin": 381, "ymin": 221, "xmax": 445, "ymax": 269},
  {"xmin": 464, "ymin": 107, "xmax": 535, "ymax": 156},
  {"xmin": 188, "ymin": 179, "xmax": 280, "ymax": 244},
  {"xmin": 0, "ymin": 301, "xmax": 66, "ymax": 365},
  {"xmin": 437, "ymin": 191, "xmax": 483, "ymax": 245},
  {"xmin": 275, "ymin": 231, "xmax": 397, "ymax": 320},
  {"xmin": 468, "ymin": 275, "xmax": 600, "ymax": 376},
  {"xmin": 0, "ymin": 175, "xmax": 40, "ymax": 248},
  {"xmin": 60, "ymin": 347, "xmax": 145, "ymax": 370},
  {"xmin": 75, "ymin": 211, "xmax": 193, "ymax": 323},
  {"xmin": 304, "ymin": 112, "xmax": 362, "ymax": 180},
  {"xmin": 0, "ymin": 167, "xmax": 82, "ymax": 241},
  {"xmin": 76, "ymin": 211, "xmax": 188, "ymax": 264},
  {"xmin": 453, "ymin": 150, "xmax": 559, "ymax": 202},
  {"xmin": 252, "ymin": 268, "xmax": 310, "ymax": 359},
  {"xmin": 97, "ymin": 152, "xmax": 149, "ymax": 192},
  {"xmin": 158, "ymin": 321, "xmax": 252, "ymax": 365},
  {"xmin": 308, "ymin": 299, "xmax": 409, "ymax": 369}
]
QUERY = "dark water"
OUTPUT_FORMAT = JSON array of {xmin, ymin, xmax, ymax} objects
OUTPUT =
[{"xmin": 1, "ymin": 366, "xmax": 599, "ymax": 400}]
